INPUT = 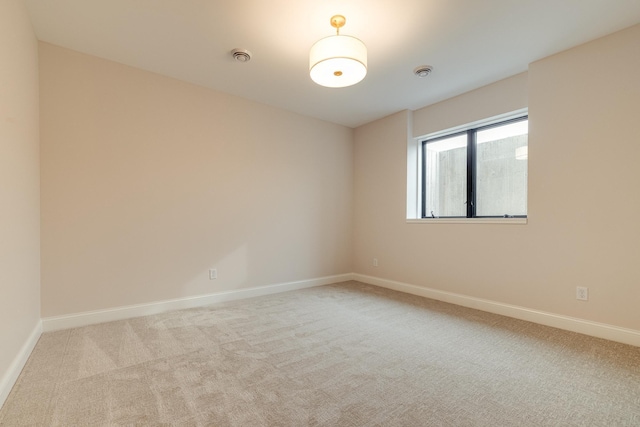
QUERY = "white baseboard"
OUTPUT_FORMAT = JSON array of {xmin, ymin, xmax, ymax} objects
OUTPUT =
[
  {"xmin": 0, "ymin": 320, "xmax": 42, "ymax": 410},
  {"xmin": 42, "ymin": 273, "xmax": 354, "ymax": 332},
  {"xmin": 353, "ymin": 273, "xmax": 640, "ymax": 348}
]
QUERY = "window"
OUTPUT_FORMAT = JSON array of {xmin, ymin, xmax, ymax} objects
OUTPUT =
[{"xmin": 421, "ymin": 116, "xmax": 528, "ymax": 218}]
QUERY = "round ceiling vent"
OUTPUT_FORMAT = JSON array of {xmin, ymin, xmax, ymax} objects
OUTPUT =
[
  {"xmin": 231, "ymin": 48, "xmax": 252, "ymax": 62},
  {"xmin": 414, "ymin": 65, "xmax": 433, "ymax": 78}
]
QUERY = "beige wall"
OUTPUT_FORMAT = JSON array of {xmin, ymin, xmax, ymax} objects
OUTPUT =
[
  {"xmin": 0, "ymin": 0, "xmax": 41, "ymax": 395},
  {"xmin": 40, "ymin": 43, "xmax": 353, "ymax": 317},
  {"xmin": 412, "ymin": 72, "xmax": 528, "ymax": 138},
  {"xmin": 354, "ymin": 24, "xmax": 640, "ymax": 331},
  {"xmin": 527, "ymin": 24, "xmax": 640, "ymax": 329}
]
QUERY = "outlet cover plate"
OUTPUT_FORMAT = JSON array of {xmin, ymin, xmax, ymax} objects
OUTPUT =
[{"xmin": 576, "ymin": 286, "xmax": 588, "ymax": 301}]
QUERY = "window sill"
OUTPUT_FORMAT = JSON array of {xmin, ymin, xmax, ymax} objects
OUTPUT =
[{"xmin": 406, "ymin": 218, "xmax": 527, "ymax": 225}]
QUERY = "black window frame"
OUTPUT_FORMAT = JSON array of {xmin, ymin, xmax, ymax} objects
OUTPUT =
[{"xmin": 421, "ymin": 116, "xmax": 528, "ymax": 219}]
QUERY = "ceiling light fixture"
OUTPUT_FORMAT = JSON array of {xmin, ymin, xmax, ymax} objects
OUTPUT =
[{"xmin": 309, "ymin": 15, "xmax": 367, "ymax": 88}]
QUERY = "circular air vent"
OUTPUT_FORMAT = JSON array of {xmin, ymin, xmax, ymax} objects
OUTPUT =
[
  {"xmin": 231, "ymin": 48, "xmax": 252, "ymax": 62},
  {"xmin": 414, "ymin": 65, "xmax": 433, "ymax": 78}
]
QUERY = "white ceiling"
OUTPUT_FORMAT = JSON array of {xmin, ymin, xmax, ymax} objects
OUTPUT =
[{"xmin": 25, "ymin": 0, "xmax": 640, "ymax": 128}]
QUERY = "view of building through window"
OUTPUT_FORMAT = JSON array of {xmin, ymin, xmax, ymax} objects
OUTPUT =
[
  {"xmin": 476, "ymin": 120, "xmax": 528, "ymax": 216},
  {"xmin": 423, "ymin": 118, "xmax": 528, "ymax": 218},
  {"xmin": 424, "ymin": 134, "xmax": 467, "ymax": 217}
]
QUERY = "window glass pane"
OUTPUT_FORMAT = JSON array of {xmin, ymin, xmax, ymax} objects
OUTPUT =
[
  {"xmin": 425, "ymin": 134, "xmax": 467, "ymax": 217},
  {"xmin": 476, "ymin": 120, "xmax": 528, "ymax": 216}
]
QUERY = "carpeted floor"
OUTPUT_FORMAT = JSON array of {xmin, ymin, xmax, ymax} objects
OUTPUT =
[{"xmin": 1, "ymin": 281, "xmax": 639, "ymax": 426}]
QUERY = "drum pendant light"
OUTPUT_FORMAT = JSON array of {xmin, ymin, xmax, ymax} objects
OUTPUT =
[{"xmin": 309, "ymin": 15, "xmax": 367, "ymax": 88}]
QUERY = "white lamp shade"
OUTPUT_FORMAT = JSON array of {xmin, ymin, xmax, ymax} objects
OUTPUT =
[{"xmin": 310, "ymin": 35, "xmax": 367, "ymax": 88}]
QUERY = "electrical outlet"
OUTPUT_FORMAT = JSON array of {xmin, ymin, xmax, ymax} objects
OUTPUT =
[
  {"xmin": 209, "ymin": 269, "xmax": 217, "ymax": 280},
  {"xmin": 576, "ymin": 286, "xmax": 588, "ymax": 301},
  {"xmin": 373, "ymin": 258, "xmax": 379, "ymax": 267}
]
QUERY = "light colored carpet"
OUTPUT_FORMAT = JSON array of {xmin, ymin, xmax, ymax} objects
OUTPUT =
[{"xmin": 1, "ymin": 281, "xmax": 639, "ymax": 426}]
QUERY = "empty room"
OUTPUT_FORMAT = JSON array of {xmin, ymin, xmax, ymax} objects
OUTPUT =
[{"xmin": 1, "ymin": 0, "xmax": 639, "ymax": 425}]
